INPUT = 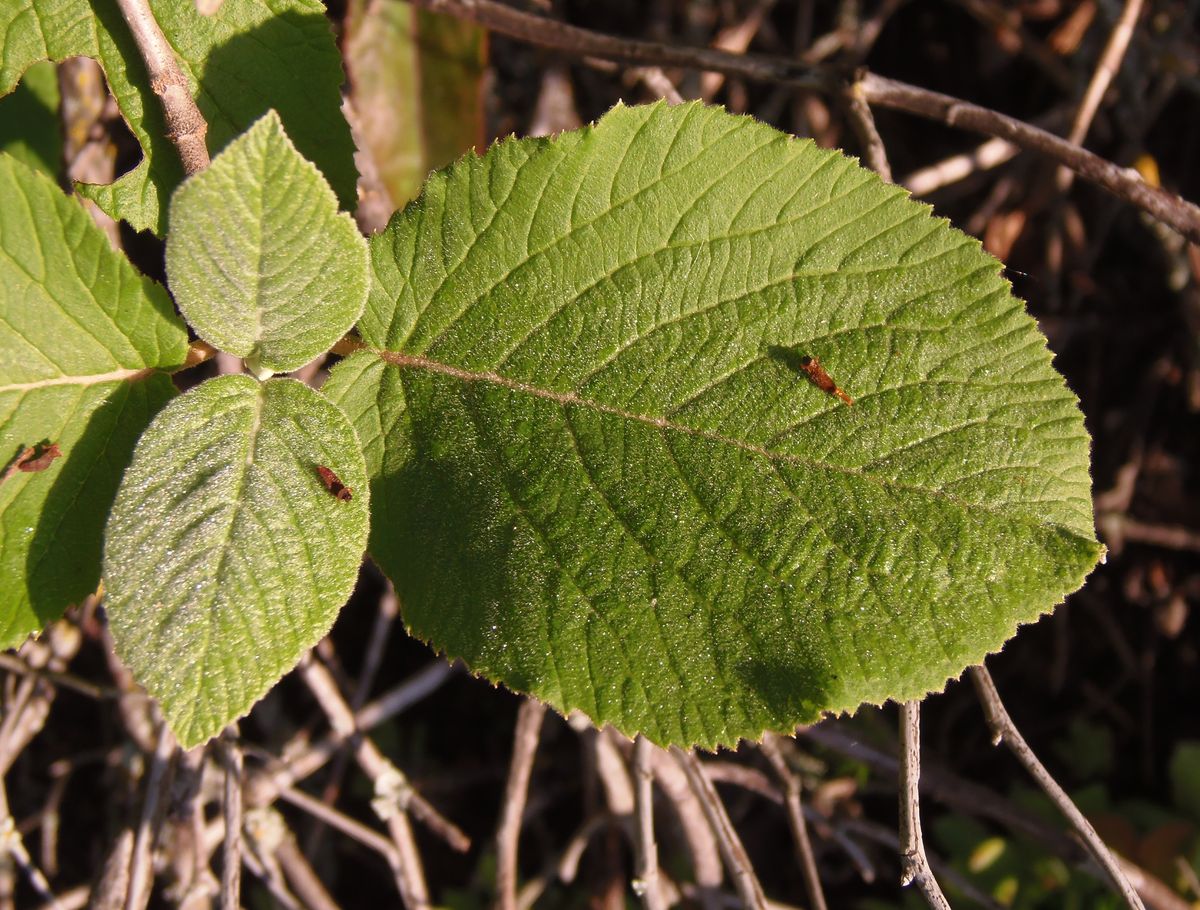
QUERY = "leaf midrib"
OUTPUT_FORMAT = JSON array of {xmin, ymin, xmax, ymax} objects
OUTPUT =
[{"xmin": 374, "ymin": 347, "xmax": 1093, "ymax": 543}]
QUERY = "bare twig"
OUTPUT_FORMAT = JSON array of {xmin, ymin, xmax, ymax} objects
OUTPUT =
[
  {"xmin": 126, "ymin": 723, "xmax": 177, "ymax": 910},
  {"xmin": 969, "ymin": 667, "xmax": 1145, "ymax": 910},
  {"xmin": 495, "ymin": 699, "xmax": 546, "ymax": 910},
  {"xmin": 842, "ymin": 816, "xmax": 1004, "ymax": 910},
  {"xmin": 271, "ymin": 826, "xmax": 342, "ymax": 910},
  {"xmin": 632, "ymin": 737, "xmax": 667, "ymax": 910},
  {"xmin": 898, "ymin": 701, "xmax": 952, "ymax": 909},
  {"xmin": 277, "ymin": 787, "xmax": 401, "ymax": 865},
  {"xmin": 304, "ymin": 583, "xmax": 401, "ymax": 858},
  {"xmin": 1057, "ymin": 0, "xmax": 1145, "ymax": 192},
  {"xmin": 112, "ymin": 0, "xmax": 209, "ymax": 173},
  {"xmin": 646, "ymin": 748, "xmax": 723, "ymax": 909},
  {"xmin": 843, "ymin": 78, "xmax": 892, "ymax": 183},
  {"xmin": 406, "ymin": 0, "xmax": 1200, "ymax": 243},
  {"xmin": 0, "ymin": 653, "xmax": 115, "ymax": 702},
  {"xmin": 856, "ymin": 73, "xmax": 1200, "ymax": 243},
  {"xmin": 670, "ymin": 747, "xmax": 767, "ymax": 910},
  {"xmin": 760, "ymin": 735, "xmax": 828, "ymax": 910},
  {"xmin": 219, "ymin": 731, "xmax": 243, "ymax": 910},
  {"xmin": 1098, "ymin": 513, "xmax": 1200, "ymax": 554},
  {"xmin": 296, "ymin": 656, "xmax": 432, "ymax": 908},
  {"xmin": 514, "ymin": 813, "xmax": 614, "ymax": 910},
  {"xmin": 407, "ymin": 0, "xmax": 822, "ymax": 89},
  {"xmin": 799, "ymin": 723, "xmax": 1190, "ymax": 910},
  {"xmin": 0, "ymin": 782, "xmax": 67, "ymax": 910},
  {"xmin": 164, "ymin": 745, "xmax": 216, "ymax": 909}
]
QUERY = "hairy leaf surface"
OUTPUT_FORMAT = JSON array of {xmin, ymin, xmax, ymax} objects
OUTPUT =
[
  {"xmin": 0, "ymin": 0, "xmax": 355, "ymax": 233},
  {"xmin": 167, "ymin": 112, "xmax": 368, "ymax": 373},
  {"xmin": 334, "ymin": 101, "xmax": 1102, "ymax": 748},
  {"xmin": 0, "ymin": 154, "xmax": 188, "ymax": 648},
  {"xmin": 104, "ymin": 375, "xmax": 369, "ymax": 747},
  {"xmin": 327, "ymin": 103, "xmax": 1102, "ymax": 747}
]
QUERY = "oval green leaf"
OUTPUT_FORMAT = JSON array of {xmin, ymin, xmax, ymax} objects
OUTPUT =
[
  {"xmin": 325, "ymin": 102, "xmax": 1102, "ymax": 749},
  {"xmin": 166, "ymin": 111, "xmax": 368, "ymax": 374},
  {"xmin": 0, "ymin": 153, "xmax": 188, "ymax": 648},
  {"xmin": 104, "ymin": 375, "xmax": 369, "ymax": 747}
]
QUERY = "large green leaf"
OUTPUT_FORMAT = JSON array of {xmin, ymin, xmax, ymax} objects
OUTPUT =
[
  {"xmin": 0, "ymin": 153, "xmax": 188, "ymax": 648},
  {"xmin": 325, "ymin": 102, "xmax": 1102, "ymax": 749},
  {"xmin": 104, "ymin": 375, "xmax": 369, "ymax": 747},
  {"xmin": 166, "ymin": 111, "xmax": 368, "ymax": 374},
  {"xmin": 0, "ymin": 0, "xmax": 356, "ymax": 234}
]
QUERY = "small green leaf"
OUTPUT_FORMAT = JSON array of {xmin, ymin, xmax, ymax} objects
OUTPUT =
[
  {"xmin": 0, "ymin": 153, "xmax": 188, "ymax": 648},
  {"xmin": 167, "ymin": 111, "xmax": 368, "ymax": 373},
  {"xmin": 0, "ymin": 0, "xmax": 356, "ymax": 233},
  {"xmin": 325, "ymin": 102, "xmax": 1102, "ymax": 749},
  {"xmin": 104, "ymin": 375, "xmax": 368, "ymax": 746}
]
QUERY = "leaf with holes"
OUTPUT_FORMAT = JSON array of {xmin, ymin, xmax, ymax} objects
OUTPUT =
[
  {"xmin": 166, "ymin": 111, "xmax": 368, "ymax": 374},
  {"xmin": 325, "ymin": 101, "xmax": 1103, "ymax": 749},
  {"xmin": 0, "ymin": 153, "xmax": 188, "ymax": 648},
  {"xmin": 0, "ymin": 0, "xmax": 356, "ymax": 234},
  {"xmin": 103, "ymin": 375, "xmax": 369, "ymax": 747}
]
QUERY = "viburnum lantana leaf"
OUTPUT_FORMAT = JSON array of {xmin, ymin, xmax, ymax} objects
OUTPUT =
[
  {"xmin": 166, "ymin": 111, "xmax": 368, "ymax": 374},
  {"xmin": 325, "ymin": 102, "xmax": 1103, "ymax": 749},
  {"xmin": 104, "ymin": 375, "xmax": 369, "ymax": 747},
  {"xmin": 0, "ymin": 153, "xmax": 188, "ymax": 648},
  {"xmin": 0, "ymin": 0, "xmax": 356, "ymax": 233}
]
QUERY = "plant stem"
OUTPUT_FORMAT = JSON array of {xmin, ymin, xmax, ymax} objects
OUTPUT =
[
  {"xmin": 112, "ymin": 0, "xmax": 210, "ymax": 174},
  {"xmin": 898, "ymin": 701, "xmax": 953, "ymax": 910},
  {"xmin": 969, "ymin": 666, "xmax": 1146, "ymax": 910}
]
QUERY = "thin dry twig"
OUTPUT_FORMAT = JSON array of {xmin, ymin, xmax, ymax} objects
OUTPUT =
[
  {"xmin": 898, "ymin": 701, "xmax": 952, "ymax": 909},
  {"xmin": 495, "ymin": 698, "xmax": 546, "ymax": 910},
  {"xmin": 855, "ymin": 72, "xmax": 1200, "ymax": 243},
  {"xmin": 277, "ymin": 787, "xmax": 400, "ymax": 865},
  {"xmin": 514, "ymin": 813, "xmax": 614, "ymax": 910},
  {"xmin": 126, "ymin": 723, "xmax": 177, "ymax": 910},
  {"xmin": 646, "ymin": 748, "xmax": 723, "ymax": 908},
  {"xmin": 670, "ymin": 747, "xmax": 767, "ymax": 910},
  {"xmin": 760, "ymin": 735, "xmax": 828, "ymax": 910},
  {"xmin": 1057, "ymin": 0, "xmax": 1145, "ymax": 191},
  {"xmin": 406, "ymin": 0, "xmax": 1200, "ymax": 243},
  {"xmin": 799, "ymin": 723, "xmax": 1190, "ymax": 910},
  {"xmin": 969, "ymin": 666, "xmax": 1146, "ymax": 910},
  {"xmin": 842, "ymin": 79, "xmax": 892, "ymax": 183},
  {"xmin": 631, "ymin": 736, "xmax": 667, "ymax": 910},
  {"xmin": 111, "ymin": 0, "xmax": 209, "ymax": 173},
  {"xmin": 0, "ymin": 781, "xmax": 67, "ymax": 910},
  {"xmin": 219, "ymin": 731, "xmax": 244, "ymax": 910},
  {"xmin": 297, "ymin": 656, "xmax": 432, "ymax": 908}
]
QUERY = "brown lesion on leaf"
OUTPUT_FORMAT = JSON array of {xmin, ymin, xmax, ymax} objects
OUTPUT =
[
  {"xmin": 2, "ymin": 441, "xmax": 64, "ymax": 483},
  {"xmin": 767, "ymin": 346, "xmax": 854, "ymax": 405}
]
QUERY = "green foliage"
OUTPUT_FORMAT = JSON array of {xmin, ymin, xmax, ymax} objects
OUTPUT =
[
  {"xmin": 166, "ymin": 111, "xmax": 368, "ymax": 374},
  {"xmin": 324, "ymin": 101, "xmax": 1102, "ymax": 749},
  {"xmin": 0, "ymin": 61, "xmax": 60, "ymax": 177},
  {"xmin": 0, "ymin": 0, "xmax": 355, "ymax": 233},
  {"xmin": 0, "ymin": 153, "xmax": 188, "ymax": 648},
  {"xmin": 103, "ymin": 375, "xmax": 369, "ymax": 747},
  {"xmin": 1170, "ymin": 741, "xmax": 1200, "ymax": 823}
]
